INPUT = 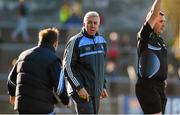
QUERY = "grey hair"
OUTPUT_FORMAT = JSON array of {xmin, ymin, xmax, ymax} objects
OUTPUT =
[{"xmin": 83, "ymin": 11, "xmax": 100, "ymax": 22}]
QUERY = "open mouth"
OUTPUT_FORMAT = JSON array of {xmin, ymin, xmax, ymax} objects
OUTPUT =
[{"xmin": 90, "ymin": 29, "xmax": 95, "ymax": 32}]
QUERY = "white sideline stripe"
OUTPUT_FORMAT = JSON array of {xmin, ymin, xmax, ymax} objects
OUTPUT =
[
  {"xmin": 65, "ymin": 38, "xmax": 80, "ymax": 87},
  {"xmin": 9, "ymin": 80, "xmax": 16, "ymax": 87}
]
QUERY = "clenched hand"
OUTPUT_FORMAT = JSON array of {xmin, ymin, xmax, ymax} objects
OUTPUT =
[{"xmin": 78, "ymin": 88, "xmax": 90, "ymax": 102}]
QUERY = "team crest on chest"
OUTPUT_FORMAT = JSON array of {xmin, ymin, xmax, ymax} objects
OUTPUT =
[{"xmin": 85, "ymin": 46, "xmax": 91, "ymax": 51}]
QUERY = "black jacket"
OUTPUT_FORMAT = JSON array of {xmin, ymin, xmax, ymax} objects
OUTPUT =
[
  {"xmin": 7, "ymin": 43, "xmax": 69, "ymax": 113},
  {"xmin": 62, "ymin": 28, "xmax": 107, "ymax": 97},
  {"xmin": 137, "ymin": 22, "xmax": 167, "ymax": 81}
]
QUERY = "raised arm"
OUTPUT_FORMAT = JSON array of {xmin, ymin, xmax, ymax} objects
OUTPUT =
[{"xmin": 146, "ymin": 0, "xmax": 162, "ymax": 28}]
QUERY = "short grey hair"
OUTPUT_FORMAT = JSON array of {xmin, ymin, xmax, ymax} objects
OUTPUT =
[{"xmin": 83, "ymin": 11, "xmax": 100, "ymax": 22}]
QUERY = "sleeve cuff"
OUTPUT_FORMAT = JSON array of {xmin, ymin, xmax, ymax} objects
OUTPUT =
[
  {"xmin": 76, "ymin": 85, "xmax": 83, "ymax": 91},
  {"xmin": 103, "ymin": 84, "xmax": 107, "ymax": 89}
]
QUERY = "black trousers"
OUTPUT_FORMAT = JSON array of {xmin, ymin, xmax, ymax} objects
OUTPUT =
[
  {"xmin": 72, "ymin": 94, "xmax": 100, "ymax": 114},
  {"xmin": 16, "ymin": 97, "xmax": 54, "ymax": 114},
  {"xmin": 136, "ymin": 78, "xmax": 167, "ymax": 114}
]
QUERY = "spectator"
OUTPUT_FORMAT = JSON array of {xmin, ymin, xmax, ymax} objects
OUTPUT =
[
  {"xmin": 67, "ymin": 2, "xmax": 82, "ymax": 25},
  {"xmin": 59, "ymin": 1, "xmax": 72, "ymax": 25},
  {"xmin": 11, "ymin": 0, "xmax": 29, "ymax": 42}
]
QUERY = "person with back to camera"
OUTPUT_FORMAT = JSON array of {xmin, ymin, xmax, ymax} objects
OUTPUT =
[{"xmin": 7, "ymin": 28, "xmax": 69, "ymax": 114}]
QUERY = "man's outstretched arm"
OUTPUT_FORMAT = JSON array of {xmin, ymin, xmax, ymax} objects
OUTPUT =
[{"xmin": 146, "ymin": 0, "xmax": 162, "ymax": 28}]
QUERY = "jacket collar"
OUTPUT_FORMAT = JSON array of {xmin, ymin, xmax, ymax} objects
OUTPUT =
[
  {"xmin": 81, "ymin": 28, "xmax": 99, "ymax": 39},
  {"xmin": 38, "ymin": 42, "xmax": 55, "ymax": 53}
]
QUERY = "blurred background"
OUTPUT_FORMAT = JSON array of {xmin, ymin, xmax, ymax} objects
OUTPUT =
[{"xmin": 0, "ymin": 0, "xmax": 179, "ymax": 114}]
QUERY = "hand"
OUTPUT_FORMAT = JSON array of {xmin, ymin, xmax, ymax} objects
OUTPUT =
[
  {"xmin": 77, "ymin": 88, "xmax": 90, "ymax": 102},
  {"xmin": 100, "ymin": 89, "xmax": 108, "ymax": 99},
  {"xmin": 10, "ymin": 96, "xmax": 15, "ymax": 105}
]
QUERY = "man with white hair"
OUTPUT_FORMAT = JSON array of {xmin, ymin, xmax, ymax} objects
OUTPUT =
[{"xmin": 60, "ymin": 11, "xmax": 108, "ymax": 114}]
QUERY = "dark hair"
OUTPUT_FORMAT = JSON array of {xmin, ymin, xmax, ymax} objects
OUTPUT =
[{"xmin": 38, "ymin": 28, "xmax": 59, "ymax": 44}]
